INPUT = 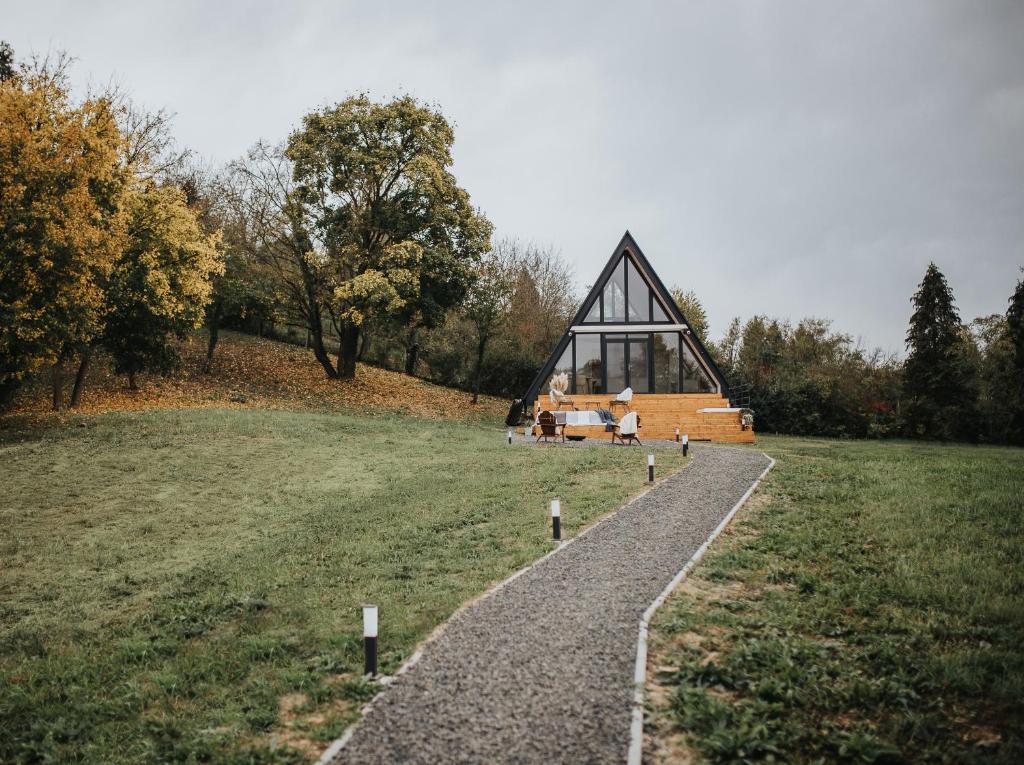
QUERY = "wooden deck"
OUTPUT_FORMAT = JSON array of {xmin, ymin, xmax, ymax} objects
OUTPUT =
[{"xmin": 529, "ymin": 393, "xmax": 755, "ymax": 444}]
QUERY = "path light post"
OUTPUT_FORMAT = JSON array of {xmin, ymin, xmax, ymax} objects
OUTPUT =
[
  {"xmin": 675, "ymin": 427, "xmax": 680, "ymax": 443},
  {"xmin": 648, "ymin": 453, "xmax": 655, "ymax": 483},
  {"xmin": 550, "ymin": 497, "xmax": 561, "ymax": 542},
  {"xmin": 682, "ymin": 434, "xmax": 689, "ymax": 457},
  {"xmin": 363, "ymin": 604, "xmax": 378, "ymax": 677},
  {"xmin": 508, "ymin": 429, "xmax": 513, "ymax": 445}
]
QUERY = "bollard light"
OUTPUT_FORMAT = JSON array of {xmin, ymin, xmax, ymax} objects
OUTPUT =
[
  {"xmin": 362, "ymin": 604, "xmax": 378, "ymax": 676},
  {"xmin": 682, "ymin": 433, "xmax": 689, "ymax": 457},
  {"xmin": 675, "ymin": 427, "xmax": 680, "ymax": 443},
  {"xmin": 550, "ymin": 497, "xmax": 561, "ymax": 542},
  {"xmin": 648, "ymin": 453, "xmax": 655, "ymax": 483},
  {"xmin": 507, "ymin": 429, "xmax": 513, "ymax": 445}
]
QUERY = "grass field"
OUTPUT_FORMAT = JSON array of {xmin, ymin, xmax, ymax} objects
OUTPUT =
[
  {"xmin": 646, "ymin": 437, "xmax": 1024, "ymax": 764},
  {"xmin": 0, "ymin": 408, "xmax": 685, "ymax": 764}
]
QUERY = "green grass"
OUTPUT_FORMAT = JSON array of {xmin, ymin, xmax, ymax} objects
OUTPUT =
[
  {"xmin": 0, "ymin": 408, "xmax": 685, "ymax": 764},
  {"xmin": 648, "ymin": 437, "xmax": 1024, "ymax": 764}
]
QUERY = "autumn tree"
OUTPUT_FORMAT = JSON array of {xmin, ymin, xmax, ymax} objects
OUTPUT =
[
  {"xmin": 670, "ymin": 286, "xmax": 709, "ymax": 341},
  {"xmin": 286, "ymin": 95, "xmax": 492, "ymax": 379},
  {"xmin": 903, "ymin": 263, "xmax": 979, "ymax": 440},
  {"xmin": 97, "ymin": 184, "xmax": 222, "ymax": 389},
  {"xmin": 0, "ymin": 58, "xmax": 125, "ymax": 410}
]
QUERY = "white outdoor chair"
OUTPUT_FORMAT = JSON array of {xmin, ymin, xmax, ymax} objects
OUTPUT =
[
  {"xmin": 610, "ymin": 386, "xmax": 633, "ymax": 414},
  {"xmin": 611, "ymin": 411, "xmax": 641, "ymax": 445}
]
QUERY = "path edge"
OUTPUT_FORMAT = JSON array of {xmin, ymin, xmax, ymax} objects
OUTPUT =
[
  {"xmin": 626, "ymin": 451, "xmax": 776, "ymax": 765},
  {"xmin": 316, "ymin": 457, "xmax": 694, "ymax": 765}
]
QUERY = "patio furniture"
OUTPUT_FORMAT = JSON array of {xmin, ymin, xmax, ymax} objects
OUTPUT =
[
  {"xmin": 609, "ymin": 387, "xmax": 633, "ymax": 414},
  {"xmin": 611, "ymin": 411, "xmax": 642, "ymax": 445},
  {"xmin": 536, "ymin": 410, "xmax": 565, "ymax": 443}
]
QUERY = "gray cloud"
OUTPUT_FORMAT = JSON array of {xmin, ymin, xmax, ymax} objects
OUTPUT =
[{"xmin": 7, "ymin": 0, "xmax": 1023, "ymax": 352}]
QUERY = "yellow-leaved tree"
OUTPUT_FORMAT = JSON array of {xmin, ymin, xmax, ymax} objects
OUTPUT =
[
  {"xmin": 0, "ymin": 59, "xmax": 125, "ymax": 409},
  {"xmin": 98, "ymin": 182, "xmax": 223, "ymax": 390}
]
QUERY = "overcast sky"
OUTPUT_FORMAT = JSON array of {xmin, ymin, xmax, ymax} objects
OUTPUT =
[{"xmin": 7, "ymin": 1, "xmax": 1023, "ymax": 353}]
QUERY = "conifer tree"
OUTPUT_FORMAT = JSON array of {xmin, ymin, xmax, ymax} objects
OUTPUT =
[
  {"xmin": 1006, "ymin": 274, "xmax": 1024, "ymax": 444},
  {"xmin": 903, "ymin": 263, "xmax": 979, "ymax": 440}
]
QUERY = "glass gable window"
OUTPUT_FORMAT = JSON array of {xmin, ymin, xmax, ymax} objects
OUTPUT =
[
  {"xmin": 602, "ymin": 260, "xmax": 626, "ymax": 322},
  {"xmin": 584, "ymin": 298, "xmax": 601, "ymax": 323},
  {"xmin": 652, "ymin": 298, "xmax": 669, "ymax": 322},
  {"xmin": 626, "ymin": 259, "xmax": 650, "ymax": 322},
  {"xmin": 682, "ymin": 343, "xmax": 715, "ymax": 392},
  {"xmin": 654, "ymin": 333, "xmax": 680, "ymax": 393},
  {"xmin": 575, "ymin": 334, "xmax": 602, "ymax": 394}
]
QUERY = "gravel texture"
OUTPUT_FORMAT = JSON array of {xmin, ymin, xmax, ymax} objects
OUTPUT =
[{"xmin": 329, "ymin": 445, "xmax": 771, "ymax": 765}]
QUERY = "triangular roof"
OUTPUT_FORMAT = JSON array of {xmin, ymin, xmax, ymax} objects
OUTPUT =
[{"xmin": 521, "ymin": 231, "xmax": 729, "ymax": 404}]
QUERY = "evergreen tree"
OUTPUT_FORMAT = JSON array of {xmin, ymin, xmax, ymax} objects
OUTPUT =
[
  {"xmin": 1006, "ymin": 274, "xmax": 1024, "ymax": 444},
  {"xmin": 0, "ymin": 42, "xmax": 15, "ymax": 82},
  {"xmin": 903, "ymin": 263, "xmax": 979, "ymax": 440}
]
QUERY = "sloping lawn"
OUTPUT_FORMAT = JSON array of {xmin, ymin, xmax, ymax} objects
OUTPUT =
[
  {"xmin": 0, "ymin": 408, "xmax": 684, "ymax": 764},
  {"xmin": 646, "ymin": 437, "xmax": 1024, "ymax": 764}
]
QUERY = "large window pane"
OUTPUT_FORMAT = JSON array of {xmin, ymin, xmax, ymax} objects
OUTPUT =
[
  {"xmin": 626, "ymin": 259, "xmax": 650, "ymax": 322},
  {"xmin": 652, "ymin": 298, "xmax": 669, "ymax": 322},
  {"xmin": 542, "ymin": 343, "xmax": 574, "ymax": 402},
  {"xmin": 584, "ymin": 298, "xmax": 601, "ymax": 323},
  {"xmin": 682, "ymin": 343, "xmax": 715, "ymax": 393},
  {"xmin": 602, "ymin": 260, "xmax": 626, "ymax": 323},
  {"xmin": 653, "ymin": 332, "xmax": 680, "ymax": 393},
  {"xmin": 628, "ymin": 334, "xmax": 649, "ymax": 393},
  {"xmin": 606, "ymin": 334, "xmax": 626, "ymax": 393},
  {"xmin": 575, "ymin": 334, "xmax": 603, "ymax": 394}
]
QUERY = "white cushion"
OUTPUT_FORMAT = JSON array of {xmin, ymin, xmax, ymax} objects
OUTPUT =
[
  {"xmin": 618, "ymin": 411, "xmax": 638, "ymax": 435},
  {"xmin": 615, "ymin": 387, "xmax": 633, "ymax": 402}
]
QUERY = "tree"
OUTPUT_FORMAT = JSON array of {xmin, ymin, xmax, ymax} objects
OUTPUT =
[
  {"xmin": 0, "ymin": 60, "xmax": 125, "ymax": 410},
  {"xmin": 286, "ymin": 94, "xmax": 492, "ymax": 378},
  {"xmin": 903, "ymin": 263, "xmax": 979, "ymax": 440},
  {"xmin": 99, "ymin": 184, "xmax": 223, "ymax": 389},
  {"xmin": 464, "ymin": 250, "xmax": 513, "ymax": 404},
  {"xmin": 0, "ymin": 41, "xmax": 15, "ymax": 82},
  {"xmin": 670, "ymin": 287, "xmax": 709, "ymax": 341},
  {"xmin": 1005, "ymin": 274, "xmax": 1024, "ymax": 443},
  {"xmin": 227, "ymin": 142, "xmax": 339, "ymax": 378},
  {"xmin": 68, "ymin": 94, "xmax": 206, "ymax": 407}
]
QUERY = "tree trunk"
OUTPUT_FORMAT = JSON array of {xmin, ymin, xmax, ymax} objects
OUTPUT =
[
  {"xmin": 69, "ymin": 347, "xmax": 93, "ymax": 409},
  {"xmin": 357, "ymin": 330, "xmax": 369, "ymax": 362},
  {"xmin": 472, "ymin": 335, "xmax": 488, "ymax": 405},
  {"xmin": 128, "ymin": 371, "xmax": 138, "ymax": 391},
  {"xmin": 404, "ymin": 328, "xmax": 419, "ymax": 376},
  {"xmin": 205, "ymin": 303, "xmax": 223, "ymax": 371},
  {"xmin": 337, "ymin": 321, "xmax": 359, "ymax": 379},
  {"xmin": 52, "ymin": 360, "xmax": 65, "ymax": 411},
  {"xmin": 308, "ymin": 313, "xmax": 338, "ymax": 379}
]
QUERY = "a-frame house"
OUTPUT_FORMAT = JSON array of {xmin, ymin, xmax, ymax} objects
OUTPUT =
[{"xmin": 522, "ymin": 232, "xmax": 754, "ymax": 443}]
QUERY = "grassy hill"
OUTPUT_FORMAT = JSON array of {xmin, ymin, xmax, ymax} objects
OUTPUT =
[
  {"xmin": 1, "ymin": 330, "xmax": 508, "ymax": 427},
  {"xmin": 0, "ymin": 407, "xmax": 685, "ymax": 764}
]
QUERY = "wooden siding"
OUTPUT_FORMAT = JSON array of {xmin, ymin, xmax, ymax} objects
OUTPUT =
[{"xmin": 528, "ymin": 393, "xmax": 755, "ymax": 444}]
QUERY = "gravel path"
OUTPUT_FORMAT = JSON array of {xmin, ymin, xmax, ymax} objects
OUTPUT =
[{"xmin": 327, "ymin": 445, "xmax": 772, "ymax": 765}]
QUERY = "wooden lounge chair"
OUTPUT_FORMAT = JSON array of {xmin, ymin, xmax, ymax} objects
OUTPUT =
[
  {"xmin": 535, "ymin": 410, "xmax": 565, "ymax": 443},
  {"xmin": 611, "ymin": 411, "xmax": 642, "ymax": 445}
]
